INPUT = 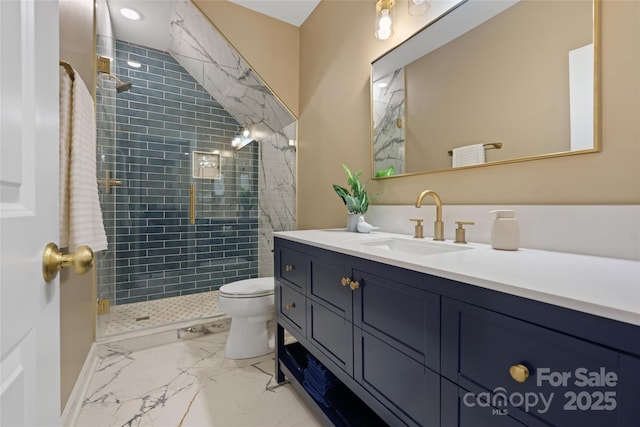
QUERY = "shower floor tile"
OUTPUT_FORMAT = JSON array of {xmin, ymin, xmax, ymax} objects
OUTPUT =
[
  {"xmin": 75, "ymin": 331, "xmax": 322, "ymax": 427},
  {"xmin": 100, "ymin": 291, "xmax": 223, "ymax": 337}
]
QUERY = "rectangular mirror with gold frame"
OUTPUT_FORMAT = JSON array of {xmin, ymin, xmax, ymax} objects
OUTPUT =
[{"xmin": 371, "ymin": 0, "xmax": 600, "ymax": 179}]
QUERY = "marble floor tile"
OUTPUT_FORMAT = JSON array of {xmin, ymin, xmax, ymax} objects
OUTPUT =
[{"xmin": 76, "ymin": 331, "xmax": 322, "ymax": 427}]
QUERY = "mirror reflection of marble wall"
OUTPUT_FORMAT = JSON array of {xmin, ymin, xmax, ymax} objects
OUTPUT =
[
  {"xmin": 372, "ymin": 0, "xmax": 596, "ymax": 177},
  {"xmin": 372, "ymin": 68, "xmax": 405, "ymax": 176}
]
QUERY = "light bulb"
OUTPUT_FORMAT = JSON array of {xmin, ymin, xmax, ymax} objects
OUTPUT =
[
  {"xmin": 377, "ymin": 27, "xmax": 392, "ymax": 40},
  {"xmin": 375, "ymin": 7, "xmax": 394, "ymax": 40},
  {"xmin": 242, "ymin": 128, "xmax": 250, "ymax": 138},
  {"xmin": 379, "ymin": 10, "xmax": 392, "ymax": 29}
]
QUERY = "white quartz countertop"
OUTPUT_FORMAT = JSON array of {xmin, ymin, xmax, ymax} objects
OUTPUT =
[{"xmin": 274, "ymin": 229, "xmax": 640, "ymax": 326}]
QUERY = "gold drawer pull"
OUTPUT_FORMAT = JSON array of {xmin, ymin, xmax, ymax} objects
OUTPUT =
[
  {"xmin": 341, "ymin": 277, "xmax": 351, "ymax": 286},
  {"xmin": 509, "ymin": 364, "xmax": 530, "ymax": 383},
  {"xmin": 350, "ymin": 280, "xmax": 360, "ymax": 291},
  {"xmin": 285, "ymin": 264, "xmax": 295, "ymax": 272},
  {"xmin": 285, "ymin": 303, "xmax": 295, "ymax": 310}
]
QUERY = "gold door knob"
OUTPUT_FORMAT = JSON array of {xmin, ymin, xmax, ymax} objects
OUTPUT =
[
  {"xmin": 285, "ymin": 303, "xmax": 295, "ymax": 310},
  {"xmin": 509, "ymin": 364, "xmax": 530, "ymax": 383},
  {"xmin": 350, "ymin": 280, "xmax": 360, "ymax": 291},
  {"xmin": 42, "ymin": 243, "xmax": 94, "ymax": 282},
  {"xmin": 341, "ymin": 277, "xmax": 351, "ymax": 286},
  {"xmin": 285, "ymin": 264, "xmax": 295, "ymax": 272}
]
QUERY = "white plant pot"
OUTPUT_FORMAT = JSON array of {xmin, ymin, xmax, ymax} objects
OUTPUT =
[{"xmin": 347, "ymin": 213, "xmax": 362, "ymax": 232}]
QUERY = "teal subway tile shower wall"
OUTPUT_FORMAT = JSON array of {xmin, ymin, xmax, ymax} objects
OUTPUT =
[{"xmin": 108, "ymin": 40, "xmax": 258, "ymax": 305}]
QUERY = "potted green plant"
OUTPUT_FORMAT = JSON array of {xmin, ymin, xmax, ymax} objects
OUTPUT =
[{"xmin": 333, "ymin": 164, "xmax": 369, "ymax": 231}]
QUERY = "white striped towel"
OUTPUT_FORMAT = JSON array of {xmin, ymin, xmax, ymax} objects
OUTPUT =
[
  {"xmin": 452, "ymin": 144, "xmax": 485, "ymax": 167},
  {"xmin": 59, "ymin": 65, "xmax": 108, "ymax": 252}
]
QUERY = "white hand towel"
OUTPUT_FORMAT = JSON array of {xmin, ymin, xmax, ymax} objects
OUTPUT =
[
  {"xmin": 452, "ymin": 144, "xmax": 485, "ymax": 167},
  {"xmin": 60, "ymin": 66, "xmax": 108, "ymax": 252}
]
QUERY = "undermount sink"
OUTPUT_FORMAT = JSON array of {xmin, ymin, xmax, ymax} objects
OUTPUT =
[{"xmin": 357, "ymin": 237, "xmax": 472, "ymax": 257}]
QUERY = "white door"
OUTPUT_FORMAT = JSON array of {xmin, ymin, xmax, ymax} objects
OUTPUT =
[{"xmin": 1, "ymin": 0, "xmax": 62, "ymax": 425}]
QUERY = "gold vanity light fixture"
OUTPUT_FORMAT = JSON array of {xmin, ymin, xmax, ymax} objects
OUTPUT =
[
  {"xmin": 408, "ymin": 0, "xmax": 430, "ymax": 16},
  {"xmin": 375, "ymin": 0, "xmax": 396, "ymax": 41}
]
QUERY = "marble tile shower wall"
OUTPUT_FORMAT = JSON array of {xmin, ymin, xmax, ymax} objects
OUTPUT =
[
  {"xmin": 167, "ymin": 0, "xmax": 297, "ymax": 278},
  {"xmin": 112, "ymin": 40, "xmax": 258, "ymax": 305}
]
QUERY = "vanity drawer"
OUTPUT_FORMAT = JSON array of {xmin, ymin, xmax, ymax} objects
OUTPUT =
[
  {"xmin": 307, "ymin": 298, "xmax": 353, "ymax": 375},
  {"xmin": 441, "ymin": 378, "xmax": 527, "ymax": 427},
  {"xmin": 354, "ymin": 328, "xmax": 440, "ymax": 427},
  {"xmin": 277, "ymin": 246, "xmax": 306, "ymax": 291},
  {"xmin": 309, "ymin": 252, "xmax": 352, "ymax": 319},
  {"xmin": 442, "ymin": 298, "xmax": 630, "ymax": 427},
  {"xmin": 353, "ymin": 269, "xmax": 440, "ymax": 370},
  {"xmin": 278, "ymin": 283, "xmax": 306, "ymax": 335}
]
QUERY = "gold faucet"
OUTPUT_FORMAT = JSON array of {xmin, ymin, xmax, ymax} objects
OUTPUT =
[{"xmin": 415, "ymin": 190, "xmax": 444, "ymax": 241}]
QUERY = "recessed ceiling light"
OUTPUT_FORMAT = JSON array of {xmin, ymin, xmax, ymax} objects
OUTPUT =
[
  {"xmin": 127, "ymin": 60, "xmax": 141, "ymax": 68},
  {"xmin": 120, "ymin": 7, "xmax": 141, "ymax": 20},
  {"xmin": 377, "ymin": 82, "xmax": 389, "ymax": 88}
]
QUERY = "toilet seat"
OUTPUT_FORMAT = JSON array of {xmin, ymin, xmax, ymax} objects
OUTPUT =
[{"xmin": 219, "ymin": 277, "xmax": 274, "ymax": 298}]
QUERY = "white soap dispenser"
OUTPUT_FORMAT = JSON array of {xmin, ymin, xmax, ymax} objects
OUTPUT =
[{"xmin": 490, "ymin": 210, "xmax": 519, "ymax": 250}]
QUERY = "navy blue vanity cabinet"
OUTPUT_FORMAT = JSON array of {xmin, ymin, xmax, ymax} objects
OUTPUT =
[
  {"xmin": 352, "ymin": 269, "xmax": 442, "ymax": 426},
  {"xmin": 441, "ymin": 378, "xmax": 528, "ymax": 427},
  {"xmin": 354, "ymin": 329, "xmax": 441, "ymax": 426},
  {"xmin": 308, "ymin": 250, "xmax": 353, "ymax": 319},
  {"xmin": 441, "ymin": 297, "xmax": 640, "ymax": 427},
  {"xmin": 275, "ymin": 237, "xmax": 444, "ymax": 426},
  {"xmin": 275, "ymin": 244, "xmax": 308, "ymax": 337},
  {"xmin": 276, "ymin": 236, "xmax": 640, "ymax": 427},
  {"xmin": 352, "ymin": 269, "xmax": 440, "ymax": 370},
  {"xmin": 307, "ymin": 249, "xmax": 355, "ymax": 374},
  {"xmin": 278, "ymin": 281, "xmax": 306, "ymax": 336},
  {"xmin": 276, "ymin": 245, "xmax": 307, "ymax": 292}
]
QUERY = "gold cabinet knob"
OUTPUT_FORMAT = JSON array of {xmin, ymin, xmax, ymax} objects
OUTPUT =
[
  {"xmin": 341, "ymin": 277, "xmax": 351, "ymax": 286},
  {"xmin": 285, "ymin": 264, "xmax": 295, "ymax": 272},
  {"xmin": 42, "ymin": 242, "xmax": 94, "ymax": 282},
  {"xmin": 350, "ymin": 280, "xmax": 360, "ymax": 291},
  {"xmin": 509, "ymin": 364, "xmax": 530, "ymax": 383},
  {"xmin": 285, "ymin": 303, "xmax": 295, "ymax": 310}
]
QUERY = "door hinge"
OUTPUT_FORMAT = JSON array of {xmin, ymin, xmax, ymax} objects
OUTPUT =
[{"xmin": 97, "ymin": 298, "xmax": 110, "ymax": 315}]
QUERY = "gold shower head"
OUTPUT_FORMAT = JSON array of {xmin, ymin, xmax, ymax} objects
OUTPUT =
[{"xmin": 96, "ymin": 55, "xmax": 133, "ymax": 93}]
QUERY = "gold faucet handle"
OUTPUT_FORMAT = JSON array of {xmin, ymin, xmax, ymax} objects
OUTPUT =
[
  {"xmin": 410, "ymin": 218, "xmax": 424, "ymax": 239},
  {"xmin": 454, "ymin": 221, "xmax": 475, "ymax": 244}
]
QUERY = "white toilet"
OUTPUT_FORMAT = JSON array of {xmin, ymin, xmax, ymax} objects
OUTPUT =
[{"xmin": 217, "ymin": 277, "xmax": 275, "ymax": 359}]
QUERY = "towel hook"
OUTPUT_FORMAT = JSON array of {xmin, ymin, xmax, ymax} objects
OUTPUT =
[{"xmin": 97, "ymin": 170, "xmax": 122, "ymax": 194}]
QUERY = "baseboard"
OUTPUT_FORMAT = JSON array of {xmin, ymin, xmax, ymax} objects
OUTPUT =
[{"xmin": 61, "ymin": 343, "xmax": 97, "ymax": 427}]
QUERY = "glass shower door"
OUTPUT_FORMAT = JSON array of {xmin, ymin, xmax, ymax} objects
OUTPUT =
[{"xmin": 95, "ymin": 33, "xmax": 118, "ymax": 336}]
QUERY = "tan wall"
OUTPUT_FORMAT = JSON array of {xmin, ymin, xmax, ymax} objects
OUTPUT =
[
  {"xmin": 59, "ymin": 0, "xmax": 96, "ymax": 412},
  {"xmin": 194, "ymin": 0, "xmax": 300, "ymax": 117},
  {"xmin": 298, "ymin": 0, "xmax": 640, "ymax": 230}
]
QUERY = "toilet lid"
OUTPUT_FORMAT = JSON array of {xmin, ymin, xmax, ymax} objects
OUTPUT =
[{"xmin": 219, "ymin": 277, "xmax": 274, "ymax": 298}]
